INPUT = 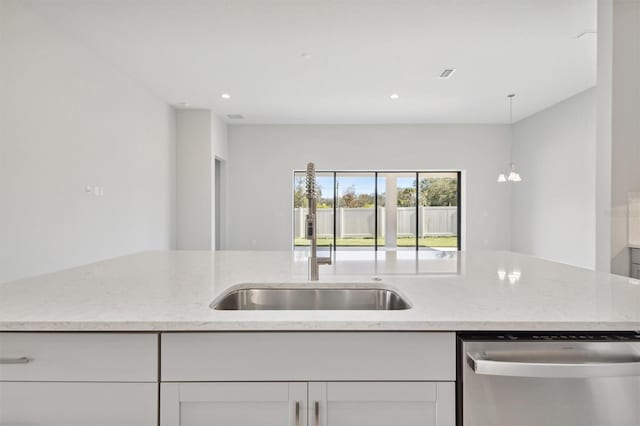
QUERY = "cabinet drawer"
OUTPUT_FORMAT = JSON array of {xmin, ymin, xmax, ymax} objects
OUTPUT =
[
  {"xmin": 0, "ymin": 382, "xmax": 157, "ymax": 425},
  {"xmin": 632, "ymin": 248, "xmax": 640, "ymax": 265},
  {"xmin": 162, "ymin": 332, "xmax": 455, "ymax": 381},
  {"xmin": 0, "ymin": 333, "xmax": 158, "ymax": 382}
]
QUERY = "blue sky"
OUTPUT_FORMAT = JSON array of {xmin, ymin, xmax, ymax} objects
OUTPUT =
[{"xmin": 305, "ymin": 175, "xmax": 416, "ymax": 197}]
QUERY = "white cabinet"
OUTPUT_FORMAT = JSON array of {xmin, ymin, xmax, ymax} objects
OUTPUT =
[
  {"xmin": 0, "ymin": 332, "xmax": 159, "ymax": 426},
  {"xmin": 160, "ymin": 381, "xmax": 455, "ymax": 426},
  {"xmin": 160, "ymin": 382, "xmax": 308, "ymax": 426},
  {"xmin": 309, "ymin": 382, "xmax": 455, "ymax": 426},
  {"xmin": 160, "ymin": 332, "xmax": 457, "ymax": 426},
  {"xmin": 0, "ymin": 332, "xmax": 456, "ymax": 425},
  {"xmin": 0, "ymin": 382, "xmax": 157, "ymax": 426}
]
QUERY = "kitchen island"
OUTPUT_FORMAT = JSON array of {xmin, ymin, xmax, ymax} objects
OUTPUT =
[{"xmin": 2, "ymin": 250, "xmax": 640, "ymax": 426}]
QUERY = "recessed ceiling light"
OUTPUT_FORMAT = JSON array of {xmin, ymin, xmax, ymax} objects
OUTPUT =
[
  {"xmin": 439, "ymin": 68, "xmax": 456, "ymax": 79},
  {"xmin": 389, "ymin": 93, "xmax": 400, "ymax": 100},
  {"xmin": 221, "ymin": 93, "xmax": 231, "ymax": 100}
]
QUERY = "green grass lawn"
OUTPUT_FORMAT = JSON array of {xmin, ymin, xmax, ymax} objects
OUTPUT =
[{"xmin": 294, "ymin": 236, "xmax": 457, "ymax": 248}]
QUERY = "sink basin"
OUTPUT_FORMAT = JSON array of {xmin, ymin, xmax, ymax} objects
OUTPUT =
[{"xmin": 211, "ymin": 287, "xmax": 411, "ymax": 311}]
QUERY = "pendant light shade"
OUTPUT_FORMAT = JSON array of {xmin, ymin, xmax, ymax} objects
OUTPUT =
[
  {"xmin": 507, "ymin": 163, "xmax": 521, "ymax": 182},
  {"xmin": 498, "ymin": 94, "xmax": 522, "ymax": 183}
]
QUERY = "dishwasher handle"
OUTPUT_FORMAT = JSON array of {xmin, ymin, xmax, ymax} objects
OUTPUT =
[{"xmin": 467, "ymin": 352, "xmax": 640, "ymax": 379}]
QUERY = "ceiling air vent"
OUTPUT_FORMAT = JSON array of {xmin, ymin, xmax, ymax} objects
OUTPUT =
[
  {"xmin": 439, "ymin": 68, "xmax": 456, "ymax": 79},
  {"xmin": 226, "ymin": 114, "xmax": 244, "ymax": 120}
]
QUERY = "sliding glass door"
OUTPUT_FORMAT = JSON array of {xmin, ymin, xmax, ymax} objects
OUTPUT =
[{"xmin": 293, "ymin": 170, "xmax": 461, "ymax": 251}]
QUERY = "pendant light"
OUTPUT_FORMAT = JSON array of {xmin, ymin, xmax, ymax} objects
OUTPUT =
[{"xmin": 497, "ymin": 94, "xmax": 522, "ymax": 183}]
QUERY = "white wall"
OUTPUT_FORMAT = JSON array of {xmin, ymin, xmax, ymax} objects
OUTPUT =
[
  {"xmin": 0, "ymin": 0, "xmax": 176, "ymax": 283},
  {"xmin": 176, "ymin": 110, "xmax": 211, "ymax": 250},
  {"xmin": 597, "ymin": 0, "xmax": 640, "ymax": 276},
  {"xmin": 609, "ymin": 0, "xmax": 640, "ymax": 276},
  {"xmin": 226, "ymin": 124, "xmax": 512, "ymax": 251},
  {"xmin": 596, "ymin": 0, "xmax": 613, "ymax": 272},
  {"xmin": 176, "ymin": 110, "xmax": 227, "ymax": 250},
  {"xmin": 511, "ymin": 88, "xmax": 597, "ymax": 269}
]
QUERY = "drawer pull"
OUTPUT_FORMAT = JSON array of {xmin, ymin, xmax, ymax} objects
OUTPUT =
[
  {"xmin": 0, "ymin": 357, "xmax": 31, "ymax": 364},
  {"xmin": 294, "ymin": 401, "xmax": 300, "ymax": 426},
  {"xmin": 314, "ymin": 401, "xmax": 319, "ymax": 426}
]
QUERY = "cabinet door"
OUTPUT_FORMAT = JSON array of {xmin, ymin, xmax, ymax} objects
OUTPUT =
[
  {"xmin": 161, "ymin": 382, "xmax": 308, "ymax": 426},
  {"xmin": 308, "ymin": 382, "xmax": 455, "ymax": 426},
  {"xmin": 0, "ymin": 382, "xmax": 157, "ymax": 426}
]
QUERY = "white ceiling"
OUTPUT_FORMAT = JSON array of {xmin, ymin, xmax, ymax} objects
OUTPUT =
[{"xmin": 23, "ymin": 0, "xmax": 597, "ymax": 124}]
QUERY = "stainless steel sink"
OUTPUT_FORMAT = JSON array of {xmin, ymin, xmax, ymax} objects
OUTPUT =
[{"xmin": 210, "ymin": 287, "xmax": 411, "ymax": 310}]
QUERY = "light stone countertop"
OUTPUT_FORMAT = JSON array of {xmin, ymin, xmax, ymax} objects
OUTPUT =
[{"xmin": 1, "ymin": 250, "xmax": 640, "ymax": 331}]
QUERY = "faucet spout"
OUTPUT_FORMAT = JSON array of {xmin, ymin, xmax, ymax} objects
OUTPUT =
[{"xmin": 305, "ymin": 162, "xmax": 331, "ymax": 281}]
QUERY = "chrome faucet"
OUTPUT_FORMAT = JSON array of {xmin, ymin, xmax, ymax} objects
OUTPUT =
[{"xmin": 305, "ymin": 162, "xmax": 332, "ymax": 281}]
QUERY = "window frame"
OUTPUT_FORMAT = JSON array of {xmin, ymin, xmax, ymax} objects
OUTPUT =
[{"xmin": 292, "ymin": 170, "xmax": 462, "ymax": 252}]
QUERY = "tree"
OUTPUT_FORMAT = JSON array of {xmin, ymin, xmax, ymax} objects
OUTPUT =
[
  {"xmin": 397, "ymin": 187, "xmax": 416, "ymax": 207},
  {"xmin": 295, "ymin": 175, "xmax": 457, "ymax": 209},
  {"xmin": 294, "ymin": 176, "xmax": 331, "ymax": 208},
  {"xmin": 293, "ymin": 177, "xmax": 307, "ymax": 208},
  {"xmin": 419, "ymin": 178, "xmax": 457, "ymax": 206},
  {"xmin": 356, "ymin": 193, "xmax": 375, "ymax": 208},
  {"xmin": 340, "ymin": 185, "xmax": 357, "ymax": 207},
  {"xmin": 339, "ymin": 185, "xmax": 375, "ymax": 208}
]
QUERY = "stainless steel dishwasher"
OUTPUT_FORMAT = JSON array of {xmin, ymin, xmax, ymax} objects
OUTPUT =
[{"xmin": 459, "ymin": 332, "xmax": 640, "ymax": 426}]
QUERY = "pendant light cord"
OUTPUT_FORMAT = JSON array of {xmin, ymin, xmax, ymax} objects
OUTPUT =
[
  {"xmin": 498, "ymin": 93, "xmax": 521, "ymax": 182},
  {"xmin": 509, "ymin": 94, "xmax": 515, "ymax": 168},
  {"xmin": 509, "ymin": 93, "xmax": 514, "ymax": 125}
]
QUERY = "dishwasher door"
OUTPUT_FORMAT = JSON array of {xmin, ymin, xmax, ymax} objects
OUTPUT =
[{"xmin": 461, "ymin": 336, "xmax": 640, "ymax": 426}]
